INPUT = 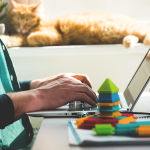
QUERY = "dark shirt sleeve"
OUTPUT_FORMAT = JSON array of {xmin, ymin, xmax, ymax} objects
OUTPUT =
[
  {"xmin": 19, "ymin": 80, "xmax": 32, "ymax": 91},
  {"xmin": 0, "ymin": 80, "xmax": 32, "ymax": 129},
  {"xmin": 0, "ymin": 94, "xmax": 14, "ymax": 129}
]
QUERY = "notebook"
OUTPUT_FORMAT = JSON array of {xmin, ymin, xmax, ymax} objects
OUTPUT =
[{"xmin": 68, "ymin": 120, "xmax": 150, "ymax": 146}]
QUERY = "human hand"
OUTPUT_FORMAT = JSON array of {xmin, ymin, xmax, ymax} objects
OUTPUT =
[
  {"xmin": 7, "ymin": 77, "xmax": 97, "ymax": 120},
  {"xmin": 30, "ymin": 77, "xmax": 97, "ymax": 111},
  {"xmin": 30, "ymin": 73, "xmax": 92, "ymax": 89}
]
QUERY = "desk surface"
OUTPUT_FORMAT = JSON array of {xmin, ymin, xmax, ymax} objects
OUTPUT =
[
  {"xmin": 32, "ymin": 117, "xmax": 150, "ymax": 150},
  {"xmin": 31, "ymin": 93, "xmax": 150, "ymax": 150}
]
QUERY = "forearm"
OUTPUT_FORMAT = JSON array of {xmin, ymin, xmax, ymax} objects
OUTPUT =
[
  {"xmin": 0, "ymin": 75, "xmax": 96, "ymax": 128},
  {"xmin": 7, "ymin": 90, "xmax": 41, "ymax": 121}
]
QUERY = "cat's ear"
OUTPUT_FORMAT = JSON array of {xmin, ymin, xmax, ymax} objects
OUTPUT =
[
  {"xmin": 10, "ymin": 0, "xmax": 19, "ymax": 9},
  {"xmin": 29, "ymin": 2, "xmax": 44, "ymax": 13}
]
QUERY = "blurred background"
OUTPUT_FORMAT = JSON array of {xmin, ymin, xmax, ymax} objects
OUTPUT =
[
  {"xmin": 1, "ymin": 0, "xmax": 150, "ymax": 128},
  {"xmin": 3, "ymin": 0, "xmax": 150, "ymax": 19},
  {"xmin": 2, "ymin": 0, "xmax": 150, "ymax": 33},
  {"xmin": 44, "ymin": 0, "xmax": 150, "ymax": 20}
]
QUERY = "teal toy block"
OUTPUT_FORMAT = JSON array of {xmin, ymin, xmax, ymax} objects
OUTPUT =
[
  {"xmin": 115, "ymin": 116, "xmax": 127, "ymax": 119},
  {"xmin": 116, "ymin": 128, "xmax": 137, "ymax": 136},
  {"xmin": 116, "ymin": 122, "xmax": 150, "ymax": 129},
  {"xmin": 98, "ymin": 93, "xmax": 120, "ymax": 103},
  {"xmin": 93, "ymin": 116, "xmax": 100, "ymax": 119},
  {"xmin": 97, "ymin": 105, "xmax": 120, "ymax": 112},
  {"xmin": 116, "ymin": 122, "xmax": 150, "ymax": 136},
  {"xmin": 97, "ymin": 78, "xmax": 119, "ymax": 94}
]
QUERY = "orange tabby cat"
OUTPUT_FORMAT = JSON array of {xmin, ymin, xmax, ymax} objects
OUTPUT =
[{"xmin": 1, "ymin": 0, "xmax": 150, "ymax": 48}]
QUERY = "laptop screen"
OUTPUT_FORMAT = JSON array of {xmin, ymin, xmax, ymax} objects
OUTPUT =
[{"xmin": 124, "ymin": 49, "xmax": 150, "ymax": 110}]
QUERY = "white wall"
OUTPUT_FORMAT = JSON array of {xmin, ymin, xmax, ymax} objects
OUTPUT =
[
  {"xmin": 8, "ymin": 44, "xmax": 150, "ymax": 93},
  {"xmin": 44, "ymin": 0, "xmax": 150, "ymax": 20}
]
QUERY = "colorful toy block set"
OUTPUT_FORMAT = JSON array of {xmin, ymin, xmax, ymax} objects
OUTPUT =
[{"xmin": 74, "ymin": 78, "xmax": 150, "ymax": 137}]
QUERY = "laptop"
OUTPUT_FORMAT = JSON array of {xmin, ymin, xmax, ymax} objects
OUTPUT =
[{"xmin": 27, "ymin": 49, "xmax": 150, "ymax": 117}]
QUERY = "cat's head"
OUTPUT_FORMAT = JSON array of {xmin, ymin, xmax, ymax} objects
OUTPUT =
[{"xmin": 9, "ymin": 0, "xmax": 43, "ymax": 34}]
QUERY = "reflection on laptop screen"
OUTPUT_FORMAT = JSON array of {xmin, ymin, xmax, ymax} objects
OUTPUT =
[{"xmin": 124, "ymin": 49, "xmax": 150, "ymax": 110}]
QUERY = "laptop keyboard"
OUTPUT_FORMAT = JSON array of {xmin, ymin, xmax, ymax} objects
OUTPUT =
[{"xmin": 68, "ymin": 101, "xmax": 97, "ymax": 111}]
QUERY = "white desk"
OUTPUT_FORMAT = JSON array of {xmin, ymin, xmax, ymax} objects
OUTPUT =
[
  {"xmin": 31, "ymin": 117, "xmax": 150, "ymax": 150},
  {"xmin": 31, "ymin": 93, "xmax": 150, "ymax": 150}
]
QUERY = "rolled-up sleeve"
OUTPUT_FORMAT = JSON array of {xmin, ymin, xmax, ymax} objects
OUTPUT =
[{"xmin": 0, "ymin": 94, "xmax": 14, "ymax": 129}]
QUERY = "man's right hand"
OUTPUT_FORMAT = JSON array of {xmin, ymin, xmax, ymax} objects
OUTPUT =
[
  {"xmin": 7, "ymin": 77, "xmax": 97, "ymax": 121},
  {"xmin": 30, "ymin": 73, "xmax": 92, "ymax": 90}
]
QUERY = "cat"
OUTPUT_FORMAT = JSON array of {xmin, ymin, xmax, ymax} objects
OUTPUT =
[{"xmin": 1, "ymin": 0, "xmax": 150, "ymax": 49}]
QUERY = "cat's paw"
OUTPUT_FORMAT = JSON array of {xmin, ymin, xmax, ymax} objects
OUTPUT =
[
  {"xmin": 0, "ymin": 35, "xmax": 10, "ymax": 47},
  {"xmin": 123, "ymin": 35, "xmax": 139, "ymax": 48},
  {"xmin": 143, "ymin": 35, "xmax": 150, "ymax": 45}
]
